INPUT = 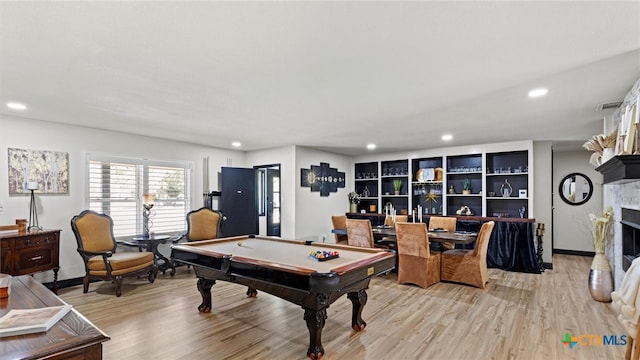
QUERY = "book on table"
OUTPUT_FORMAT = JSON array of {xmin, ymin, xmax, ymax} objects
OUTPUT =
[{"xmin": 0, "ymin": 304, "xmax": 72, "ymax": 337}]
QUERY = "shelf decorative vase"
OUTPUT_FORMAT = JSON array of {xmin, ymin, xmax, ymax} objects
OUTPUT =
[
  {"xmin": 588, "ymin": 253, "xmax": 613, "ymax": 302},
  {"xmin": 350, "ymin": 203, "xmax": 358, "ymax": 213},
  {"xmin": 600, "ymin": 147, "xmax": 615, "ymax": 165},
  {"xmin": 500, "ymin": 179, "xmax": 512, "ymax": 197}
]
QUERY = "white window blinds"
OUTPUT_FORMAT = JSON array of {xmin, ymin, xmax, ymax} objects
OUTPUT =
[{"xmin": 86, "ymin": 154, "xmax": 192, "ymax": 238}]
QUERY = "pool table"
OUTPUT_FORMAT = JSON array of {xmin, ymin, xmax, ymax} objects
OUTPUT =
[{"xmin": 171, "ymin": 235, "xmax": 395, "ymax": 359}]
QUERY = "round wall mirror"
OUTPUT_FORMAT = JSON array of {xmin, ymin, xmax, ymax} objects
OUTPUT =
[{"xmin": 559, "ymin": 173, "xmax": 593, "ymax": 206}]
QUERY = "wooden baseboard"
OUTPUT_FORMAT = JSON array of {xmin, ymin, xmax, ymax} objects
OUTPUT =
[
  {"xmin": 553, "ymin": 249, "xmax": 595, "ymax": 257},
  {"xmin": 43, "ymin": 277, "xmax": 91, "ymax": 290}
]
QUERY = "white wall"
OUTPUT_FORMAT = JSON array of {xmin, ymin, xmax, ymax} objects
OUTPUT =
[
  {"xmin": 245, "ymin": 145, "xmax": 352, "ymax": 243},
  {"xmin": 294, "ymin": 146, "xmax": 352, "ymax": 243},
  {"xmin": 552, "ymin": 150, "xmax": 603, "ymax": 252},
  {"xmin": 0, "ymin": 116, "xmax": 245, "ymax": 282},
  {"xmin": 533, "ymin": 141, "xmax": 553, "ymax": 265},
  {"xmin": 245, "ymin": 145, "xmax": 296, "ymax": 238}
]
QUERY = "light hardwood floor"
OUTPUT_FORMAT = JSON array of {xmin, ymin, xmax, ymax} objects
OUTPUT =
[{"xmin": 58, "ymin": 254, "xmax": 627, "ymax": 360}]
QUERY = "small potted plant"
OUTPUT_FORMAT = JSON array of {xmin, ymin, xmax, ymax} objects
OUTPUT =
[
  {"xmin": 393, "ymin": 179, "xmax": 402, "ymax": 195},
  {"xmin": 462, "ymin": 178, "xmax": 472, "ymax": 195}
]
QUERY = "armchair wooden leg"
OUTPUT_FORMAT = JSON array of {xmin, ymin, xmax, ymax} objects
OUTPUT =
[
  {"xmin": 114, "ymin": 276, "xmax": 123, "ymax": 297},
  {"xmin": 83, "ymin": 275, "xmax": 90, "ymax": 293},
  {"xmin": 169, "ymin": 258, "xmax": 176, "ymax": 277},
  {"xmin": 626, "ymin": 337, "xmax": 632, "ymax": 360},
  {"xmin": 148, "ymin": 267, "xmax": 158, "ymax": 283}
]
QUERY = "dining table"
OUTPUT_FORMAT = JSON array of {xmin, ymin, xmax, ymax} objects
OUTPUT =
[{"xmin": 331, "ymin": 226, "xmax": 477, "ymax": 250}]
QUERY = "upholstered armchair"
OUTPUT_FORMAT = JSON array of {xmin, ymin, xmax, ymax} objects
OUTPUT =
[
  {"xmin": 71, "ymin": 210, "xmax": 157, "ymax": 297},
  {"xmin": 331, "ymin": 215, "xmax": 348, "ymax": 245},
  {"xmin": 170, "ymin": 207, "xmax": 224, "ymax": 275},
  {"xmin": 183, "ymin": 207, "xmax": 223, "ymax": 241},
  {"xmin": 440, "ymin": 221, "xmax": 495, "ymax": 289},
  {"xmin": 428, "ymin": 216, "xmax": 457, "ymax": 250},
  {"xmin": 346, "ymin": 219, "xmax": 374, "ymax": 248},
  {"xmin": 395, "ymin": 222, "xmax": 441, "ymax": 288}
]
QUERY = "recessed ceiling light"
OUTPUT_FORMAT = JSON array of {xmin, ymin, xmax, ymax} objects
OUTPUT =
[
  {"xmin": 441, "ymin": 134, "xmax": 453, "ymax": 141},
  {"xmin": 231, "ymin": 141, "xmax": 241, "ymax": 147},
  {"xmin": 528, "ymin": 88, "xmax": 548, "ymax": 98},
  {"xmin": 6, "ymin": 102, "xmax": 27, "ymax": 111},
  {"xmin": 366, "ymin": 143, "xmax": 376, "ymax": 150}
]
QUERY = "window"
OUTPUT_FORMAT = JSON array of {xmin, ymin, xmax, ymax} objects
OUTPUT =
[{"xmin": 86, "ymin": 154, "xmax": 192, "ymax": 238}]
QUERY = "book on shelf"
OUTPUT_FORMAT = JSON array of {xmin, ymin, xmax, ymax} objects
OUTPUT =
[{"xmin": 0, "ymin": 304, "xmax": 72, "ymax": 337}]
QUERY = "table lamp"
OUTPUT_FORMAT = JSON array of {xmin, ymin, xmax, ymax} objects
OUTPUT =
[{"xmin": 142, "ymin": 193, "xmax": 156, "ymax": 238}]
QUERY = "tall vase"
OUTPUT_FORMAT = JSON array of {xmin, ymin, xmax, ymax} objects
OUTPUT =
[
  {"xmin": 589, "ymin": 253, "xmax": 613, "ymax": 302},
  {"xmin": 601, "ymin": 147, "xmax": 615, "ymax": 164},
  {"xmin": 350, "ymin": 203, "xmax": 358, "ymax": 213}
]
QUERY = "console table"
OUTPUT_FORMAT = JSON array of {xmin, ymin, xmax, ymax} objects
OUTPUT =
[
  {"xmin": 0, "ymin": 275, "xmax": 110, "ymax": 359},
  {"xmin": 0, "ymin": 229, "xmax": 61, "ymax": 293}
]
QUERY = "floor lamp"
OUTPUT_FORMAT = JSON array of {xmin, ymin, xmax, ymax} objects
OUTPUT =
[{"xmin": 27, "ymin": 181, "xmax": 41, "ymax": 232}]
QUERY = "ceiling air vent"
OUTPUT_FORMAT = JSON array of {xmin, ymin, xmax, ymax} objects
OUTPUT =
[{"xmin": 595, "ymin": 101, "xmax": 622, "ymax": 111}]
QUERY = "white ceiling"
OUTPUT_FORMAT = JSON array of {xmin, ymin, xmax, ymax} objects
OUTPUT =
[{"xmin": 1, "ymin": 1, "xmax": 639, "ymax": 156}]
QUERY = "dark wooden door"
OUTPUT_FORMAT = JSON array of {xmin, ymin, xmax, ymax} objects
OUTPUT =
[{"xmin": 220, "ymin": 167, "xmax": 258, "ymax": 237}]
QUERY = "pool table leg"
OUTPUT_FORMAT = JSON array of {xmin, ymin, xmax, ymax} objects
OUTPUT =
[
  {"xmin": 246, "ymin": 287, "xmax": 258, "ymax": 297},
  {"xmin": 304, "ymin": 308, "xmax": 327, "ymax": 359},
  {"xmin": 197, "ymin": 278, "xmax": 215, "ymax": 313},
  {"xmin": 347, "ymin": 289, "xmax": 368, "ymax": 331}
]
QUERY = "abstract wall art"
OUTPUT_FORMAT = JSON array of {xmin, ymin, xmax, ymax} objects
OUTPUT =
[
  {"xmin": 8, "ymin": 148, "xmax": 69, "ymax": 194},
  {"xmin": 300, "ymin": 162, "xmax": 345, "ymax": 197}
]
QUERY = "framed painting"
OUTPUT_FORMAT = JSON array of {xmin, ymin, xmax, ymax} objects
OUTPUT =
[{"xmin": 8, "ymin": 148, "xmax": 69, "ymax": 194}]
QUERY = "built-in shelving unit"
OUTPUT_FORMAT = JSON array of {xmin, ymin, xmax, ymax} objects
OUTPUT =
[
  {"xmin": 353, "ymin": 145, "xmax": 532, "ymax": 218},
  {"xmin": 354, "ymin": 162, "xmax": 378, "ymax": 213},
  {"xmin": 411, "ymin": 156, "xmax": 443, "ymax": 215},
  {"xmin": 485, "ymin": 150, "xmax": 529, "ymax": 218},
  {"xmin": 446, "ymin": 154, "xmax": 483, "ymax": 216},
  {"xmin": 380, "ymin": 159, "xmax": 409, "ymax": 213}
]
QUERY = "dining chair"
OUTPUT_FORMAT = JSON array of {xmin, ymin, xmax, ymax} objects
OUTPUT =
[
  {"xmin": 440, "ymin": 221, "xmax": 495, "ymax": 289},
  {"xmin": 378, "ymin": 214, "xmax": 408, "ymax": 249},
  {"xmin": 70, "ymin": 210, "xmax": 157, "ymax": 297},
  {"xmin": 428, "ymin": 216, "xmax": 457, "ymax": 250},
  {"xmin": 395, "ymin": 222, "xmax": 441, "ymax": 288},
  {"xmin": 346, "ymin": 219, "xmax": 374, "ymax": 248},
  {"xmin": 331, "ymin": 215, "xmax": 348, "ymax": 245},
  {"xmin": 384, "ymin": 214, "xmax": 408, "ymax": 227}
]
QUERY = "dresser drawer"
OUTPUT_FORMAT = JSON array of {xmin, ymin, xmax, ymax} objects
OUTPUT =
[
  {"xmin": 15, "ymin": 245, "xmax": 56, "ymax": 275},
  {"xmin": 15, "ymin": 233, "xmax": 59, "ymax": 249}
]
